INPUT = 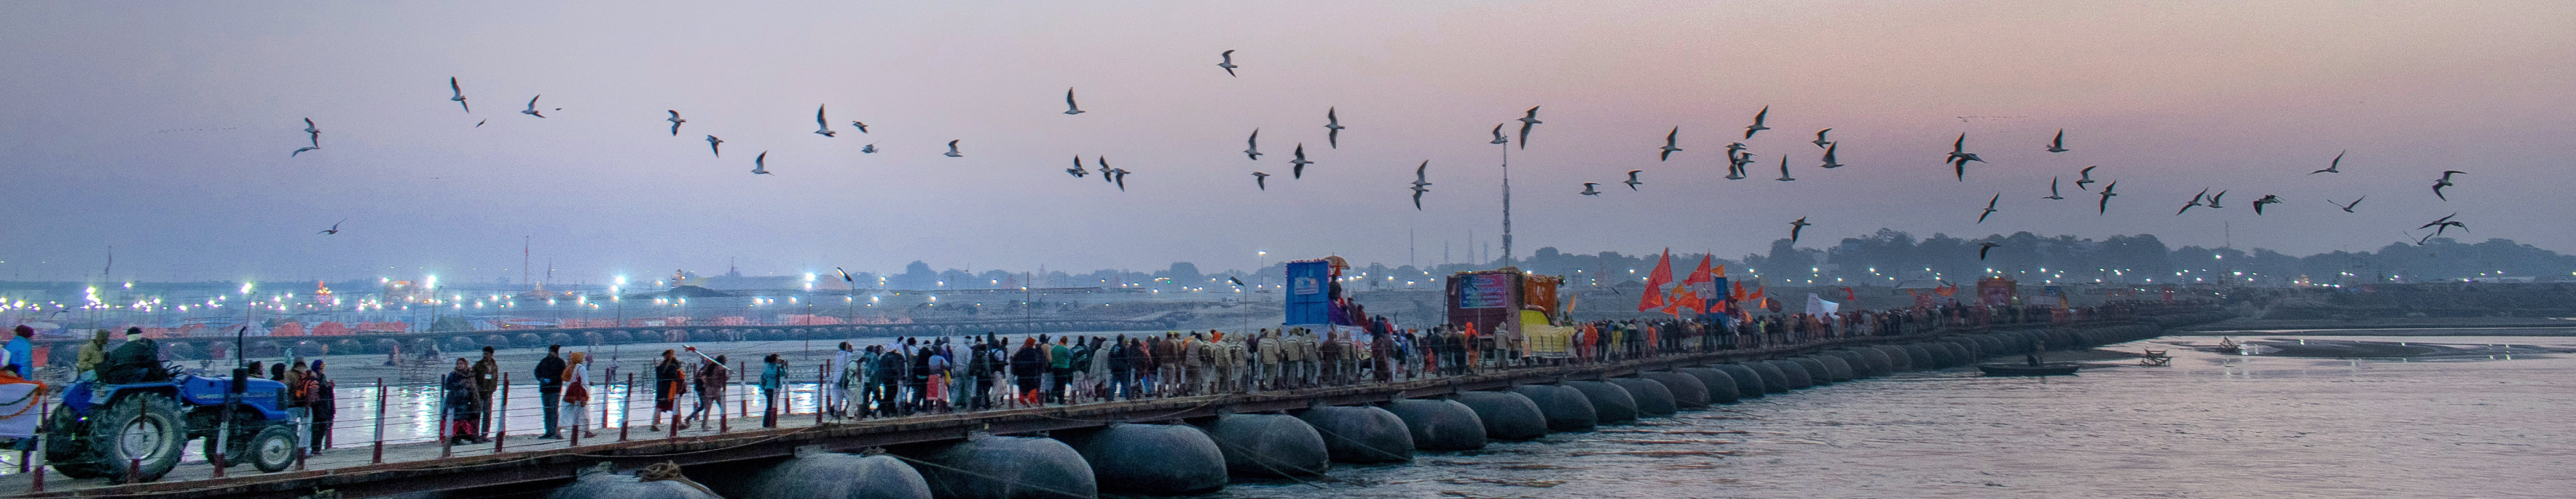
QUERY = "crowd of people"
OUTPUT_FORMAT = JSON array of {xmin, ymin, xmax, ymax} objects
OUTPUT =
[{"xmin": 2, "ymin": 300, "xmax": 2145, "ymax": 449}]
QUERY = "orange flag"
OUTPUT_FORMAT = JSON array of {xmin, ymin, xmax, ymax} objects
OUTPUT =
[
  {"xmin": 1636, "ymin": 248, "xmax": 1674, "ymax": 311},
  {"xmin": 1672, "ymin": 282, "xmax": 1704, "ymax": 315}
]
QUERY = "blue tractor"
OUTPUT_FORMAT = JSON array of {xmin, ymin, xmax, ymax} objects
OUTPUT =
[{"xmin": 47, "ymin": 352, "xmax": 300, "ymax": 482}]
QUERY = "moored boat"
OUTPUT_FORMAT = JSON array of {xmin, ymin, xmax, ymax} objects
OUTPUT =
[{"xmin": 1978, "ymin": 363, "xmax": 2080, "ymax": 376}]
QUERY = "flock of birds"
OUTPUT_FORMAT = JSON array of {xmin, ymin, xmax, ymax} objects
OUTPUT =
[{"xmin": 285, "ymin": 52, "xmax": 2480, "ymax": 258}]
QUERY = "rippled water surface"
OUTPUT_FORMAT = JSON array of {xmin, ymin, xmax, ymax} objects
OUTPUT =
[{"xmin": 1199, "ymin": 335, "xmax": 2576, "ymax": 499}]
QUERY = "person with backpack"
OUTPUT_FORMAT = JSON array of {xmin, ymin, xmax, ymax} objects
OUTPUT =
[
  {"xmin": 562, "ymin": 352, "xmax": 594, "ymax": 438},
  {"xmin": 533, "ymin": 345, "xmax": 567, "ymax": 439},
  {"xmin": 873, "ymin": 345, "xmax": 905, "ymax": 416},
  {"xmin": 305, "ymin": 359, "xmax": 335, "ymax": 453},
  {"xmin": 285, "ymin": 359, "xmax": 311, "ymax": 452},
  {"xmin": 649, "ymin": 350, "xmax": 685, "ymax": 431}
]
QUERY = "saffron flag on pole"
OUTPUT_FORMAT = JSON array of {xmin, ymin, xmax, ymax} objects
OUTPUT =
[
  {"xmin": 1636, "ymin": 248, "xmax": 1674, "ymax": 311},
  {"xmin": 1672, "ymin": 282, "xmax": 1703, "ymax": 315}
]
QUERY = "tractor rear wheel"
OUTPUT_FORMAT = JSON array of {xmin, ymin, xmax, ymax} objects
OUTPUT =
[{"xmin": 87, "ymin": 393, "xmax": 185, "ymax": 483}]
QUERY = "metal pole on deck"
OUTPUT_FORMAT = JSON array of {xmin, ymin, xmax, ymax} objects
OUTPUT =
[
  {"xmin": 816, "ymin": 363, "xmax": 827, "ymax": 425},
  {"xmin": 619, "ymin": 373, "xmax": 632, "ymax": 441},
  {"xmin": 372, "ymin": 378, "xmax": 386, "ymax": 464},
  {"xmin": 495, "ymin": 373, "xmax": 509, "ymax": 453}
]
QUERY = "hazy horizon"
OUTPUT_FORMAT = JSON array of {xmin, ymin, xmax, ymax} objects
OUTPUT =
[{"xmin": 6, "ymin": 1, "xmax": 2571, "ymax": 285}]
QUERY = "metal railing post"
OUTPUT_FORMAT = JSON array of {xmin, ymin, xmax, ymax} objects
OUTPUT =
[
  {"xmin": 816, "ymin": 363, "xmax": 827, "ymax": 425},
  {"xmin": 494, "ymin": 373, "xmax": 509, "ymax": 453},
  {"xmin": 31, "ymin": 398, "xmax": 46, "ymax": 492},
  {"xmin": 372, "ymin": 378, "xmax": 386, "ymax": 464},
  {"xmin": 619, "ymin": 373, "xmax": 632, "ymax": 441}
]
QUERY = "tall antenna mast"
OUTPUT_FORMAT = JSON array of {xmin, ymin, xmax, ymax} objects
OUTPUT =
[
  {"xmin": 522, "ymin": 236, "xmax": 530, "ymax": 290},
  {"xmin": 1500, "ymin": 142, "xmax": 1514, "ymax": 266}
]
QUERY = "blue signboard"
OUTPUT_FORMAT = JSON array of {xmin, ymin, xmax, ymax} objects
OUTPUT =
[{"xmin": 1285, "ymin": 260, "xmax": 1331, "ymax": 325}]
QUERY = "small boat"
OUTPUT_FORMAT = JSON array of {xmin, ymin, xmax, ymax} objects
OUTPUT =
[{"xmin": 1978, "ymin": 363, "xmax": 2081, "ymax": 376}]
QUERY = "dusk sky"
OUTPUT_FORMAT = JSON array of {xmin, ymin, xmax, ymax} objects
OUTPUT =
[{"xmin": 5, "ymin": 1, "xmax": 2571, "ymax": 285}]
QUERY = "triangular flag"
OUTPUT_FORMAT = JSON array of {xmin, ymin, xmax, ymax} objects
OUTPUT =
[{"xmin": 1636, "ymin": 248, "xmax": 1674, "ymax": 312}]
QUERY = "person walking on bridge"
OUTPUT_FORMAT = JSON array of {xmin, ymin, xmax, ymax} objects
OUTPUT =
[
  {"xmin": 563, "ymin": 352, "xmax": 594, "ymax": 437},
  {"xmin": 650, "ymin": 349, "xmax": 686, "ymax": 431}
]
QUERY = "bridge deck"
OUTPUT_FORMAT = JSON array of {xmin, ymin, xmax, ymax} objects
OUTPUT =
[{"xmin": 0, "ymin": 322, "xmax": 2097, "ymax": 499}]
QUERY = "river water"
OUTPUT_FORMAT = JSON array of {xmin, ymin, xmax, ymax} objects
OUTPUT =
[{"xmin": 1198, "ymin": 334, "xmax": 2576, "ymax": 499}]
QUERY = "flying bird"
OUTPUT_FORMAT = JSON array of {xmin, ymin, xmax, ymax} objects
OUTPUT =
[
  {"xmin": 2208, "ymin": 190, "xmax": 2228, "ymax": 209},
  {"xmin": 1787, "ymin": 217, "xmax": 1811, "ymax": 243},
  {"xmin": 2416, "ymin": 213, "xmax": 2458, "ymax": 231},
  {"xmin": 1489, "ymin": 124, "xmax": 1510, "ymax": 145},
  {"xmin": 1062, "ymin": 88, "xmax": 1084, "ymax": 115},
  {"xmin": 751, "ymin": 151, "xmax": 770, "ymax": 175},
  {"xmin": 302, "ymin": 118, "xmax": 320, "ymax": 147},
  {"xmin": 1288, "ymin": 144, "xmax": 1311, "ymax": 178},
  {"xmin": 475, "ymin": 119, "xmax": 485, "ymax": 127},
  {"xmin": 1623, "ymin": 170, "xmax": 1643, "ymax": 190},
  {"xmin": 848, "ymin": 121, "xmax": 868, "ymax": 133},
  {"xmin": 448, "ymin": 77, "xmax": 469, "ymax": 113},
  {"xmin": 1977, "ymin": 193, "xmax": 2000, "ymax": 223},
  {"xmin": 1243, "ymin": 129, "xmax": 1263, "ymax": 160},
  {"xmin": 1659, "ymin": 127, "xmax": 1682, "ymax": 161},
  {"xmin": 2252, "ymin": 194, "xmax": 2282, "ymax": 215},
  {"xmin": 1819, "ymin": 142, "xmax": 1845, "ymax": 169},
  {"xmin": 1324, "ymin": 107, "xmax": 1345, "ymax": 149},
  {"xmin": 1742, "ymin": 105, "xmax": 1769, "ymax": 138},
  {"xmin": 944, "ymin": 140, "xmax": 963, "ymax": 157},
  {"xmin": 1812, "ymin": 128, "xmax": 1833, "ymax": 148},
  {"xmin": 1516, "ymin": 106, "xmax": 1542, "ymax": 149},
  {"xmin": 1725, "ymin": 142, "xmax": 1748, "ymax": 155},
  {"xmin": 2075, "ymin": 165, "xmax": 2099, "ymax": 190},
  {"xmin": 1097, "ymin": 156, "xmax": 1114, "ymax": 180},
  {"xmin": 1945, "ymin": 133, "xmax": 1984, "ymax": 181},
  {"xmin": 1253, "ymin": 171, "xmax": 1270, "ymax": 190},
  {"xmin": 814, "ymin": 105, "xmax": 837, "ymax": 137},
  {"xmin": 2311, "ymin": 151, "xmax": 2345, "ymax": 174},
  {"xmin": 1580, "ymin": 183, "xmax": 1601, "ymax": 196},
  {"xmin": 318, "ymin": 218, "xmax": 345, "ymax": 235},
  {"xmin": 2432, "ymin": 171, "xmax": 2463, "ymax": 200},
  {"xmin": 2177, "ymin": 188, "xmax": 2209, "ymax": 215},
  {"xmin": 2330, "ymin": 196, "xmax": 2364, "ymax": 213},
  {"xmin": 1410, "ymin": 161, "xmax": 1432, "ymax": 209},
  {"xmin": 705, "ymin": 135, "xmax": 724, "ymax": 157},
  {"xmin": 291, "ymin": 146, "xmax": 320, "ymax": 156},
  {"xmin": 1978, "ymin": 242, "xmax": 2001, "ymax": 260},
  {"xmin": 2046, "ymin": 129, "xmax": 2068, "ymax": 153},
  {"xmin": 1217, "ymin": 49, "xmax": 1239, "ymax": 77},
  {"xmin": 521, "ymin": 95, "xmax": 547, "ymax": 118},
  {"xmin": 1067, "ymin": 156, "xmax": 1089, "ymax": 178},
  {"xmin": 1775, "ymin": 155, "xmax": 1796, "ymax": 181},
  {"xmin": 666, "ymin": 110, "xmax": 686, "ymax": 135},
  {"xmin": 2043, "ymin": 177, "xmax": 2065, "ymax": 200},
  {"xmin": 861, "ymin": 144, "xmax": 877, "ymax": 154},
  {"xmin": 1725, "ymin": 153, "xmax": 1753, "ymax": 180},
  {"xmin": 2097, "ymin": 181, "xmax": 2118, "ymax": 214},
  {"xmin": 1110, "ymin": 169, "xmax": 1130, "ymax": 191}
]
